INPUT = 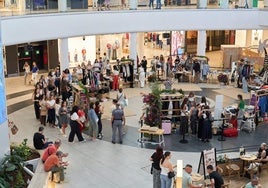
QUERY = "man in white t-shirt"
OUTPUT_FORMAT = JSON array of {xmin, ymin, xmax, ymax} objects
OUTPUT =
[{"xmin": 182, "ymin": 164, "xmax": 194, "ymax": 188}]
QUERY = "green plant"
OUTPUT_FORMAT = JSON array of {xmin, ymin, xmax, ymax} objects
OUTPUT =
[
  {"xmin": 15, "ymin": 171, "xmax": 26, "ymax": 188},
  {"xmin": 0, "ymin": 176, "xmax": 10, "ymax": 188},
  {"xmin": 0, "ymin": 139, "xmax": 40, "ymax": 188},
  {"xmin": 11, "ymin": 139, "xmax": 31, "ymax": 161}
]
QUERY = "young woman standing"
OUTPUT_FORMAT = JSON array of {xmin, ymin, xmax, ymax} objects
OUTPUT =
[{"xmin": 160, "ymin": 151, "xmax": 175, "ymax": 188}]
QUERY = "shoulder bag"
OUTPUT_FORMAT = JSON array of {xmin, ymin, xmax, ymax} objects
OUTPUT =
[{"xmin": 168, "ymin": 171, "xmax": 175, "ymax": 179}]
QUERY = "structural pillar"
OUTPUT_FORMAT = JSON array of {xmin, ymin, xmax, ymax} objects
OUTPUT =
[
  {"xmin": 0, "ymin": 18, "xmax": 10, "ymax": 160},
  {"xmin": 58, "ymin": 38, "xmax": 69, "ymax": 71},
  {"xmin": 197, "ymin": 30, "xmax": 206, "ymax": 56},
  {"xmin": 58, "ymin": 0, "xmax": 67, "ymax": 11},
  {"xmin": 129, "ymin": 32, "xmax": 138, "ymax": 72},
  {"xmin": 129, "ymin": 0, "xmax": 138, "ymax": 10}
]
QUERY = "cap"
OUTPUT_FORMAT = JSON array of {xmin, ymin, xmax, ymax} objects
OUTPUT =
[{"xmin": 184, "ymin": 164, "xmax": 192, "ymax": 168}]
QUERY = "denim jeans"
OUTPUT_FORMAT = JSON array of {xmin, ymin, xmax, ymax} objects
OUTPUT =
[
  {"xmin": 153, "ymin": 167, "xmax": 161, "ymax": 188},
  {"xmin": 149, "ymin": 0, "xmax": 154, "ymax": 8},
  {"xmin": 160, "ymin": 174, "xmax": 171, "ymax": 188},
  {"xmin": 156, "ymin": 0, "xmax": 161, "ymax": 9}
]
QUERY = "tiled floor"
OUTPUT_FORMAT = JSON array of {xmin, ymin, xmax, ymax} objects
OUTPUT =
[{"xmin": 5, "ymin": 76, "xmax": 268, "ymax": 187}]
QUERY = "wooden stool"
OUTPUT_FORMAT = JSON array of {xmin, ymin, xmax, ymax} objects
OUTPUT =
[{"xmin": 226, "ymin": 163, "xmax": 240, "ymax": 180}]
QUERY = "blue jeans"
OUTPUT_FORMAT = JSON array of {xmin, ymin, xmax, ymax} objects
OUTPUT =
[
  {"xmin": 156, "ymin": 0, "xmax": 161, "ymax": 8},
  {"xmin": 160, "ymin": 174, "xmax": 171, "ymax": 188},
  {"xmin": 149, "ymin": 0, "xmax": 154, "ymax": 8}
]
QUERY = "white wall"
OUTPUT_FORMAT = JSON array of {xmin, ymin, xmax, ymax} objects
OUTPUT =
[
  {"xmin": 235, "ymin": 30, "xmax": 247, "ymax": 47},
  {"xmin": 2, "ymin": 9, "xmax": 268, "ymax": 46},
  {"xmin": 68, "ymin": 36, "xmax": 96, "ymax": 66}
]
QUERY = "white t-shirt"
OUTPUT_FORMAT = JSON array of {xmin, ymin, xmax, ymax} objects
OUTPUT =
[
  {"xmin": 55, "ymin": 104, "xmax": 61, "ymax": 116},
  {"xmin": 70, "ymin": 112, "xmax": 79, "ymax": 121},
  {"xmin": 47, "ymin": 99, "xmax": 55, "ymax": 108}
]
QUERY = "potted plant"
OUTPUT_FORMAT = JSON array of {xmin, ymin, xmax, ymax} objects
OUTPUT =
[{"xmin": 0, "ymin": 139, "xmax": 40, "ymax": 188}]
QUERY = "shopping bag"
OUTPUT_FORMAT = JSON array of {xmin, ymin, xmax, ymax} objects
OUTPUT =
[
  {"xmin": 11, "ymin": 125, "xmax": 19, "ymax": 135},
  {"xmin": 162, "ymin": 120, "xmax": 172, "ymax": 134}
]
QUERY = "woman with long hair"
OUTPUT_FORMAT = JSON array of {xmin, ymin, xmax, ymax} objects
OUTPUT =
[
  {"xmin": 46, "ymin": 94, "xmax": 56, "ymax": 127},
  {"xmin": 150, "ymin": 146, "xmax": 163, "ymax": 188},
  {"xmin": 180, "ymin": 97, "xmax": 189, "ymax": 135},
  {"xmin": 32, "ymin": 87, "xmax": 41, "ymax": 119},
  {"xmin": 160, "ymin": 151, "xmax": 175, "ymax": 188},
  {"xmin": 59, "ymin": 101, "xmax": 68, "ymax": 137},
  {"xmin": 68, "ymin": 105, "xmax": 85, "ymax": 142},
  {"xmin": 95, "ymin": 101, "xmax": 104, "ymax": 139}
]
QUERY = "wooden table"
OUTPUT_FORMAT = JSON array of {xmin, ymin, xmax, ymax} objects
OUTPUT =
[
  {"xmin": 240, "ymin": 154, "xmax": 257, "ymax": 170},
  {"xmin": 138, "ymin": 128, "xmax": 165, "ymax": 146},
  {"xmin": 192, "ymin": 173, "xmax": 204, "ymax": 187}
]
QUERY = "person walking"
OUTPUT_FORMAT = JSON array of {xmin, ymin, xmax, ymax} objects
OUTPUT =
[
  {"xmin": 150, "ymin": 146, "xmax": 163, "ymax": 188},
  {"xmin": 29, "ymin": 62, "xmax": 39, "ymax": 85},
  {"xmin": 141, "ymin": 56, "xmax": 148, "ymax": 77},
  {"xmin": 111, "ymin": 103, "xmax": 125, "ymax": 144},
  {"xmin": 23, "ymin": 62, "xmax": 30, "ymax": 85},
  {"xmin": 237, "ymin": 94, "xmax": 245, "ymax": 130},
  {"xmin": 68, "ymin": 106, "xmax": 85, "ymax": 143}
]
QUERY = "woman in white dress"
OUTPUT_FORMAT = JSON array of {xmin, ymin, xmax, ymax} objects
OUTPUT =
[{"xmin": 138, "ymin": 65, "xmax": 145, "ymax": 88}]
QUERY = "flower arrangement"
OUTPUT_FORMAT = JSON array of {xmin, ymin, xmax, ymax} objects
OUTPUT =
[
  {"xmin": 142, "ymin": 82, "xmax": 184, "ymax": 127},
  {"xmin": 217, "ymin": 73, "xmax": 228, "ymax": 84}
]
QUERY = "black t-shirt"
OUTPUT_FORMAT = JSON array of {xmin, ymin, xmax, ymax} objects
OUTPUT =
[
  {"xmin": 151, "ymin": 152, "xmax": 162, "ymax": 170},
  {"xmin": 209, "ymin": 171, "xmax": 224, "ymax": 188},
  {"xmin": 33, "ymin": 132, "xmax": 45, "ymax": 149}
]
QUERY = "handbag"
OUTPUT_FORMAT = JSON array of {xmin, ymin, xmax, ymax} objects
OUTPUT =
[
  {"xmin": 150, "ymin": 164, "xmax": 153, "ymax": 174},
  {"xmin": 168, "ymin": 171, "xmax": 175, "ymax": 179},
  {"xmin": 11, "ymin": 125, "xmax": 19, "ymax": 135},
  {"xmin": 8, "ymin": 120, "xmax": 18, "ymax": 135}
]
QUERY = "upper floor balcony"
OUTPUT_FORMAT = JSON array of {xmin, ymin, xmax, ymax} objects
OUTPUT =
[{"xmin": 1, "ymin": 0, "xmax": 268, "ymax": 45}]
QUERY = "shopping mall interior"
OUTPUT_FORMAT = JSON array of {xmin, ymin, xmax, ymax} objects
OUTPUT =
[{"xmin": 1, "ymin": 1, "xmax": 268, "ymax": 188}]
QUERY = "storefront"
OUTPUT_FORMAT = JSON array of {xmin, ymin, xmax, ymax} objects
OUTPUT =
[{"xmin": 4, "ymin": 40, "xmax": 58, "ymax": 76}]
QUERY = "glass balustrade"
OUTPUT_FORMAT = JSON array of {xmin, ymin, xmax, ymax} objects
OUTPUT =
[{"xmin": 0, "ymin": 0, "xmax": 265, "ymax": 17}]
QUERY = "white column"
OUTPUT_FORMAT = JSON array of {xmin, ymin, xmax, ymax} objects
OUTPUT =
[
  {"xmin": 58, "ymin": 38, "xmax": 69, "ymax": 71},
  {"xmin": 129, "ymin": 0, "xmax": 138, "ymax": 10},
  {"xmin": 58, "ymin": 0, "xmax": 67, "ymax": 11},
  {"xmin": 0, "ymin": 19, "xmax": 10, "ymax": 160},
  {"xmin": 130, "ymin": 32, "xmax": 138, "ymax": 72},
  {"xmin": 197, "ymin": 0, "xmax": 207, "ymax": 8},
  {"xmin": 220, "ymin": 0, "xmax": 229, "ymax": 8},
  {"xmin": 137, "ymin": 33, "xmax": 144, "ymax": 58},
  {"xmin": 197, "ymin": 30, "xmax": 206, "ymax": 56}
]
